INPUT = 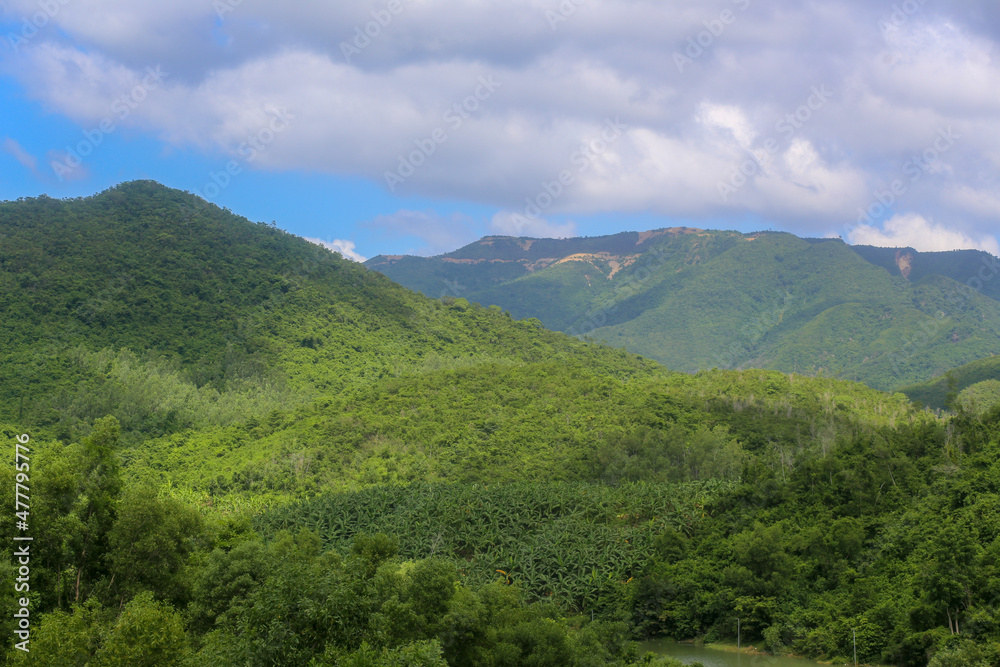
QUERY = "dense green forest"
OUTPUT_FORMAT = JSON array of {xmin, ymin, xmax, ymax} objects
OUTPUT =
[
  {"xmin": 368, "ymin": 230, "xmax": 1000, "ymax": 392},
  {"xmin": 899, "ymin": 355, "xmax": 1000, "ymax": 412},
  {"xmin": 1, "ymin": 182, "xmax": 998, "ymax": 665}
]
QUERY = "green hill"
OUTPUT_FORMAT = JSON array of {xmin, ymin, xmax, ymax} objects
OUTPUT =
[
  {"xmin": 0, "ymin": 181, "xmax": 659, "ymax": 444},
  {"xmin": 898, "ymin": 354, "xmax": 1000, "ymax": 410},
  {"xmin": 2, "ymin": 182, "xmax": 999, "ymax": 666},
  {"xmin": 367, "ymin": 230, "xmax": 1000, "ymax": 391}
]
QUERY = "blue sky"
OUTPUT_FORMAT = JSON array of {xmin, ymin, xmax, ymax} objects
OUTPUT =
[{"xmin": 2, "ymin": 1, "xmax": 999, "ymax": 260}]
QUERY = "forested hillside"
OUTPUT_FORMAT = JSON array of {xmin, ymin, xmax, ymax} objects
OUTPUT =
[
  {"xmin": 899, "ymin": 355, "xmax": 1000, "ymax": 412},
  {"xmin": 368, "ymin": 230, "xmax": 1000, "ymax": 392},
  {"xmin": 0, "ymin": 182, "xmax": 997, "ymax": 666}
]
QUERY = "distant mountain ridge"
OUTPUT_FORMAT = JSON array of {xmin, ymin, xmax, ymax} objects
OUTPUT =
[
  {"xmin": 367, "ymin": 227, "xmax": 709, "ymax": 300},
  {"xmin": 366, "ymin": 228, "xmax": 1000, "ymax": 391}
]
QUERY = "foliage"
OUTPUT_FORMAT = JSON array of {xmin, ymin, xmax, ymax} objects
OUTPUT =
[
  {"xmin": 370, "ymin": 229, "xmax": 1000, "ymax": 391},
  {"xmin": 900, "ymin": 355, "xmax": 1000, "ymax": 411},
  {"xmin": 256, "ymin": 481, "xmax": 728, "ymax": 612},
  {"xmin": 4, "ymin": 183, "xmax": 1000, "ymax": 665}
]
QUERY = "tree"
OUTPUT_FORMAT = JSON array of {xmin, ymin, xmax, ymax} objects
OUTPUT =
[
  {"xmin": 105, "ymin": 484, "xmax": 204, "ymax": 605},
  {"xmin": 69, "ymin": 416, "xmax": 123, "ymax": 603},
  {"xmin": 93, "ymin": 592, "xmax": 190, "ymax": 666}
]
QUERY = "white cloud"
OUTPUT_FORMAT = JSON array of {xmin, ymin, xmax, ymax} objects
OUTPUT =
[
  {"xmin": 943, "ymin": 185, "xmax": 1000, "ymax": 219},
  {"xmin": 490, "ymin": 210, "xmax": 577, "ymax": 239},
  {"xmin": 306, "ymin": 238, "xmax": 366, "ymax": 262},
  {"xmin": 697, "ymin": 103, "xmax": 756, "ymax": 149},
  {"xmin": 5, "ymin": 0, "xmax": 1000, "ymax": 243},
  {"xmin": 848, "ymin": 213, "xmax": 1000, "ymax": 255},
  {"xmin": 2, "ymin": 138, "xmax": 37, "ymax": 173}
]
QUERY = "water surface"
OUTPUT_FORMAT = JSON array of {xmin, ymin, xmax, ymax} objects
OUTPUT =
[{"xmin": 638, "ymin": 639, "xmax": 834, "ymax": 667}]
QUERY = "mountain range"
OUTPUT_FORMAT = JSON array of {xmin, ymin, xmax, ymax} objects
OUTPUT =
[
  {"xmin": 3, "ymin": 181, "xmax": 999, "ymax": 665},
  {"xmin": 366, "ymin": 228, "xmax": 1000, "ymax": 391}
]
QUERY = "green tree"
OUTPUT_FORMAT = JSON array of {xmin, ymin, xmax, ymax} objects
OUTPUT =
[
  {"xmin": 105, "ymin": 484, "xmax": 204, "ymax": 605},
  {"xmin": 70, "ymin": 416, "xmax": 123, "ymax": 603},
  {"xmin": 93, "ymin": 592, "xmax": 190, "ymax": 666},
  {"xmin": 7, "ymin": 599, "xmax": 112, "ymax": 667}
]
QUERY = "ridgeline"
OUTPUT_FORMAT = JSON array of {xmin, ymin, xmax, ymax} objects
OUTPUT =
[{"xmin": 0, "ymin": 182, "xmax": 997, "ymax": 666}]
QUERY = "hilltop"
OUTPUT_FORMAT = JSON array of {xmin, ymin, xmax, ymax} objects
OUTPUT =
[{"xmin": 0, "ymin": 181, "xmax": 658, "ymax": 442}]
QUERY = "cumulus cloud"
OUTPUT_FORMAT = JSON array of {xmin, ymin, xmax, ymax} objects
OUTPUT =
[
  {"xmin": 848, "ymin": 213, "xmax": 1000, "ymax": 255},
  {"xmin": 306, "ymin": 238, "xmax": 367, "ymax": 262},
  {"xmin": 490, "ymin": 210, "xmax": 577, "ymax": 239},
  {"xmin": 4, "ymin": 0, "xmax": 1000, "ymax": 249},
  {"xmin": 697, "ymin": 103, "xmax": 757, "ymax": 150}
]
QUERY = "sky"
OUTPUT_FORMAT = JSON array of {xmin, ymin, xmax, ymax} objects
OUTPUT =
[{"xmin": 1, "ymin": 0, "xmax": 999, "ymax": 261}]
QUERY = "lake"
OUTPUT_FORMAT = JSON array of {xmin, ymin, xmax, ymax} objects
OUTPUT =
[{"xmin": 637, "ymin": 639, "xmax": 838, "ymax": 667}]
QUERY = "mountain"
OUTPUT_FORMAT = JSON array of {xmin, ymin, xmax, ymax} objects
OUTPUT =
[
  {"xmin": 0, "ymin": 181, "xmax": 661, "ymax": 440},
  {"xmin": 366, "ymin": 229, "xmax": 1000, "ymax": 391},
  {"xmin": 4, "ymin": 182, "xmax": 1000, "ymax": 666},
  {"xmin": 0, "ymin": 183, "xmax": 909, "ymax": 491}
]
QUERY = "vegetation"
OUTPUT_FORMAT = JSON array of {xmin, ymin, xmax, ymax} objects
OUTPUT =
[
  {"xmin": 899, "ymin": 355, "xmax": 1000, "ymax": 411},
  {"xmin": 1, "ymin": 182, "xmax": 998, "ymax": 665},
  {"xmin": 368, "ymin": 230, "xmax": 1000, "ymax": 392}
]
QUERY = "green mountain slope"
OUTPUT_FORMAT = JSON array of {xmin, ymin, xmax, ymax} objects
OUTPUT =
[
  {"xmin": 3, "ymin": 182, "xmax": 1000, "ymax": 665},
  {"xmin": 0, "ymin": 182, "xmax": 658, "ymax": 441},
  {"xmin": 0, "ymin": 182, "xmax": 924, "ymax": 497},
  {"xmin": 898, "ymin": 354, "xmax": 1000, "ymax": 409},
  {"xmin": 368, "ymin": 230, "xmax": 1000, "ymax": 391}
]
